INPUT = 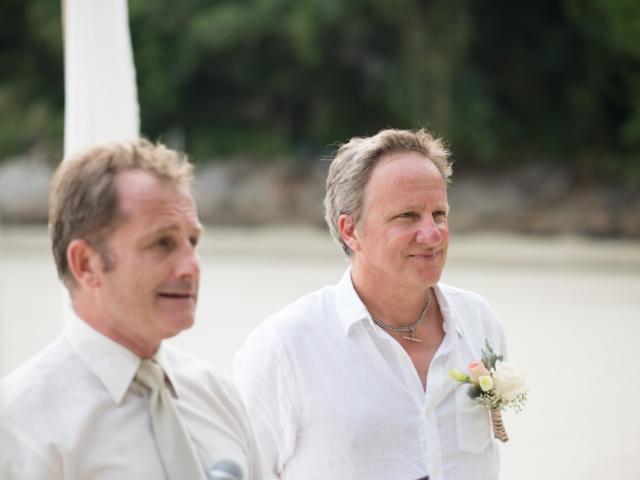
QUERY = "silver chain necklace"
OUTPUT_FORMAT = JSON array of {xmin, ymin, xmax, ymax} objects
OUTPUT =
[{"xmin": 371, "ymin": 289, "xmax": 431, "ymax": 343}]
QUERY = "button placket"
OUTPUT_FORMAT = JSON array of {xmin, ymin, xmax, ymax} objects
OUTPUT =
[
  {"xmin": 423, "ymin": 356, "xmax": 444, "ymax": 480},
  {"xmin": 380, "ymin": 330, "xmax": 422, "ymax": 391}
]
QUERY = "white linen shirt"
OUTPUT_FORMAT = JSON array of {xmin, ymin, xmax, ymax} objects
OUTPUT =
[
  {"xmin": 233, "ymin": 268, "xmax": 507, "ymax": 480},
  {"xmin": 0, "ymin": 311, "xmax": 271, "ymax": 480}
]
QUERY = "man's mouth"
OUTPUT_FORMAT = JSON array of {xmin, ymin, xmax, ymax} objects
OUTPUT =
[
  {"xmin": 157, "ymin": 292, "xmax": 194, "ymax": 299},
  {"xmin": 157, "ymin": 280, "xmax": 197, "ymax": 300},
  {"xmin": 409, "ymin": 251, "xmax": 439, "ymax": 259}
]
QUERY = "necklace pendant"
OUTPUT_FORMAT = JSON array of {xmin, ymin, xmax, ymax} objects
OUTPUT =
[
  {"xmin": 372, "ymin": 289, "xmax": 430, "ymax": 344},
  {"xmin": 404, "ymin": 329, "xmax": 422, "ymax": 342}
]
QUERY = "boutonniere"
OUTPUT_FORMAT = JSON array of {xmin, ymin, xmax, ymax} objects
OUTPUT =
[{"xmin": 448, "ymin": 339, "xmax": 528, "ymax": 442}]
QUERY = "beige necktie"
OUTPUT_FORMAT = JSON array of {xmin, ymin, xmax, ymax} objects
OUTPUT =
[{"xmin": 135, "ymin": 358, "xmax": 206, "ymax": 480}]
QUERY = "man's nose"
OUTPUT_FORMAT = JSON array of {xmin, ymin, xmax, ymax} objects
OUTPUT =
[
  {"xmin": 175, "ymin": 240, "xmax": 200, "ymax": 279},
  {"xmin": 415, "ymin": 215, "xmax": 443, "ymax": 245}
]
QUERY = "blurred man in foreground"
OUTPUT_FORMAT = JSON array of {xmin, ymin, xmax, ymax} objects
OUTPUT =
[
  {"xmin": 0, "ymin": 141, "xmax": 269, "ymax": 479},
  {"xmin": 234, "ymin": 129, "xmax": 507, "ymax": 480}
]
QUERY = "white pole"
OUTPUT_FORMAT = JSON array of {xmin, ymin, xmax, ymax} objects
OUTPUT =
[
  {"xmin": 62, "ymin": 0, "xmax": 140, "ymax": 323},
  {"xmin": 63, "ymin": 0, "xmax": 140, "ymax": 156}
]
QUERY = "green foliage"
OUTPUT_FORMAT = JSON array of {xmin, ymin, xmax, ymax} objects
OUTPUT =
[
  {"xmin": 1, "ymin": 0, "xmax": 639, "ymax": 184},
  {"xmin": 0, "ymin": 0, "xmax": 63, "ymax": 161},
  {"xmin": 481, "ymin": 339, "xmax": 503, "ymax": 372},
  {"xmin": 466, "ymin": 385, "xmax": 482, "ymax": 401}
]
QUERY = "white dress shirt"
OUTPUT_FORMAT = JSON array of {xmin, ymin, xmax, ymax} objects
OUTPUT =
[
  {"xmin": 233, "ymin": 268, "xmax": 507, "ymax": 480},
  {"xmin": 0, "ymin": 311, "xmax": 271, "ymax": 480}
]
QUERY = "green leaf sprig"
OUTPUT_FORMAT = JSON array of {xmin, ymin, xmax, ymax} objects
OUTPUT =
[{"xmin": 481, "ymin": 339, "xmax": 504, "ymax": 371}]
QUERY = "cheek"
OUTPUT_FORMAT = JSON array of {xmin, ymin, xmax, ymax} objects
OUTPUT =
[
  {"xmin": 109, "ymin": 259, "xmax": 152, "ymax": 298},
  {"xmin": 391, "ymin": 228, "xmax": 418, "ymax": 249},
  {"xmin": 440, "ymin": 224, "xmax": 451, "ymax": 242},
  {"xmin": 381, "ymin": 234, "xmax": 405, "ymax": 258}
]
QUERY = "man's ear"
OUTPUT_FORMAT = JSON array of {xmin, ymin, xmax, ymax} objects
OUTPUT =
[
  {"xmin": 66, "ymin": 239, "xmax": 104, "ymax": 289},
  {"xmin": 338, "ymin": 214, "xmax": 361, "ymax": 253}
]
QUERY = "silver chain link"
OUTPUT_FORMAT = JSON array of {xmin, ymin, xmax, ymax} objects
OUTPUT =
[{"xmin": 371, "ymin": 289, "xmax": 431, "ymax": 337}]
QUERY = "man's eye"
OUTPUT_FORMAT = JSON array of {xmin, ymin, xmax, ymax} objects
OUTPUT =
[
  {"xmin": 434, "ymin": 211, "xmax": 447, "ymax": 217},
  {"xmin": 399, "ymin": 212, "xmax": 415, "ymax": 218},
  {"xmin": 189, "ymin": 237, "xmax": 199, "ymax": 247},
  {"xmin": 156, "ymin": 238, "xmax": 173, "ymax": 248}
]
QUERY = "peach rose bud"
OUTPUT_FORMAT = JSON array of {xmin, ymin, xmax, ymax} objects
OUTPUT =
[{"xmin": 468, "ymin": 361, "xmax": 491, "ymax": 383}]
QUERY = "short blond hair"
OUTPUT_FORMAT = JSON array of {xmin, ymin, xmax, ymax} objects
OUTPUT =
[
  {"xmin": 49, "ymin": 140, "xmax": 194, "ymax": 289},
  {"xmin": 324, "ymin": 128, "xmax": 452, "ymax": 257}
]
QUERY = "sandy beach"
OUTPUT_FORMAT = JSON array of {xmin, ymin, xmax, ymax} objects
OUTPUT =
[{"xmin": 1, "ymin": 225, "xmax": 639, "ymax": 479}]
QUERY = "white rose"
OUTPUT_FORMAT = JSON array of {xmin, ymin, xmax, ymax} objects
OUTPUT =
[{"xmin": 492, "ymin": 360, "xmax": 529, "ymax": 401}]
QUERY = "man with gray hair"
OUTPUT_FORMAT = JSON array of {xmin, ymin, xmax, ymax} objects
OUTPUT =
[
  {"xmin": 233, "ymin": 128, "xmax": 507, "ymax": 480},
  {"xmin": 0, "ymin": 141, "xmax": 270, "ymax": 479}
]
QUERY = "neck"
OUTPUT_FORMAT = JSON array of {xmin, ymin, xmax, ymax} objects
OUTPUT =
[
  {"xmin": 350, "ymin": 260, "xmax": 434, "ymax": 328},
  {"xmin": 72, "ymin": 295, "xmax": 160, "ymax": 358}
]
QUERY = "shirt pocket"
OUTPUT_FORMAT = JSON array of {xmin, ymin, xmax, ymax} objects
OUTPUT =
[{"xmin": 455, "ymin": 386, "xmax": 491, "ymax": 454}]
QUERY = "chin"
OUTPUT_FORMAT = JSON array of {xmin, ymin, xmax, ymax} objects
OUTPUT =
[
  {"xmin": 410, "ymin": 269, "xmax": 443, "ymax": 288},
  {"xmin": 161, "ymin": 315, "xmax": 196, "ymax": 338}
]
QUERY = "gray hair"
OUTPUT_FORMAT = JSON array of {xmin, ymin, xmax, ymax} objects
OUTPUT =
[
  {"xmin": 323, "ymin": 128, "xmax": 452, "ymax": 257},
  {"xmin": 49, "ymin": 139, "xmax": 194, "ymax": 290}
]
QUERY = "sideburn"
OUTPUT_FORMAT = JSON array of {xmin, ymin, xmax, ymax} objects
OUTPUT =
[{"xmin": 96, "ymin": 241, "xmax": 116, "ymax": 272}]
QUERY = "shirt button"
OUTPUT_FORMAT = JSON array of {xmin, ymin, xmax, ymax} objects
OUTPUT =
[
  {"xmin": 432, "ymin": 469, "xmax": 438, "ymax": 477},
  {"xmin": 366, "ymin": 325, "xmax": 372, "ymax": 332},
  {"xmin": 398, "ymin": 352, "xmax": 406, "ymax": 359},
  {"xmin": 424, "ymin": 407, "xmax": 429, "ymax": 416}
]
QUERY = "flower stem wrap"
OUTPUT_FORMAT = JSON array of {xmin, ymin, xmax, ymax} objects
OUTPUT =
[{"xmin": 490, "ymin": 408, "xmax": 509, "ymax": 443}]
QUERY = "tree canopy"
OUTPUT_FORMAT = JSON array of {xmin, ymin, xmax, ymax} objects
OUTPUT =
[{"xmin": 1, "ymin": 0, "xmax": 639, "ymax": 183}]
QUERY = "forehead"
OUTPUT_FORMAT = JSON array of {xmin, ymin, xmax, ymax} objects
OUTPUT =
[
  {"xmin": 114, "ymin": 169, "xmax": 198, "ymax": 228},
  {"xmin": 366, "ymin": 151, "xmax": 447, "ymax": 203}
]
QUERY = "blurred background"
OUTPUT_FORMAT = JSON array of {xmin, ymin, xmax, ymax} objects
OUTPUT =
[
  {"xmin": 1, "ymin": 1, "xmax": 640, "ymax": 479},
  {"xmin": 1, "ymin": 0, "xmax": 640, "ymax": 231}
]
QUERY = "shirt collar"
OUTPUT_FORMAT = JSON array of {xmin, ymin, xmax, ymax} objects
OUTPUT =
[
  {"xmin": 334, "ymin": 267, "xmax": 463, "ymax": 338},
  {"xmin": 64, "ymin": 310, "xmax": 180, "ymax": 404},
  {"xmin": 334, "ymin": 267, "xmax": 371, "ymax": 336},
  {"xmin": 432, "ymin": 283, "xmax": 463, "ymax": 338},
  {"xmin": 153, "ymin": 344, "xmax": 181, "ymax": 399}
]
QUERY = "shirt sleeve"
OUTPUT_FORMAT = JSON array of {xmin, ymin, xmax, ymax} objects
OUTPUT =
[
  {"xmin": 499, "ymin": 319, "xmax": 508, "ymax": 362},
  {"xmin": 488, "ymin": 299, "xmax": 508, "ymax": 362},
  {"xmin": 220, "ymin": 372, "xmax": 276, "ymax": 480},
  {"xmin": 474, "ymin": 291, "xmax": 508, "ymax": 361},
  {"xmin": 233, "ymin": 324, "xmax": 299, "ymax": 479},
  {"xmin": 240, "ymin": 398, "xmax": 277, "ymax": 480},
  {"xmin": 0, "ymin": 421, "xmax": 60, "ymax": 480}
]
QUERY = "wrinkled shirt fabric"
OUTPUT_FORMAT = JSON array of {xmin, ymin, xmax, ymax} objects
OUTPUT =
[
  {"xmin": 0, "ymin": 311, "xmax": 271, "ymax": 480},
  {"xmin": 233, "ymin": 268, "xmax": 507, "ymax": 480}
]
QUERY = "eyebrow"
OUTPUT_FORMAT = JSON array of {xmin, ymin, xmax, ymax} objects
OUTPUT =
[
  {"xmin": 145, "ymin": 223, "xmax": 204, "ymax": 240},
  {"xmin": 392, "ymin": 202, "xmax": 450, "ymax": 213}
]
